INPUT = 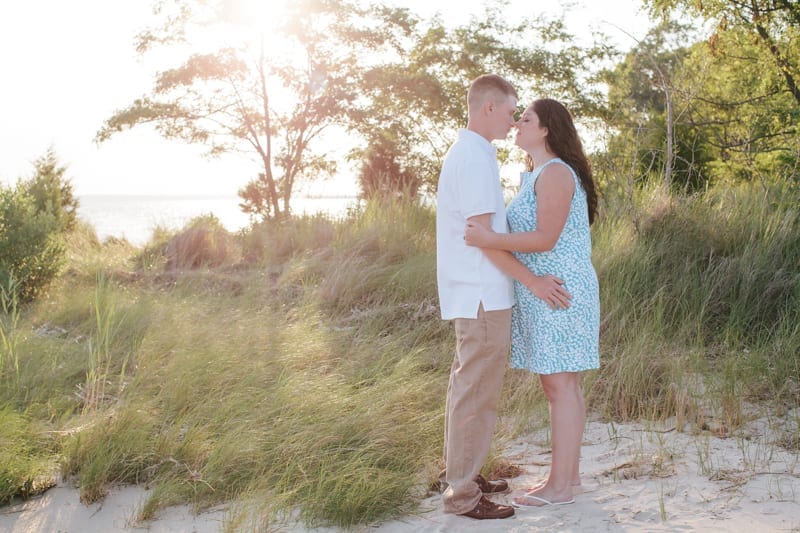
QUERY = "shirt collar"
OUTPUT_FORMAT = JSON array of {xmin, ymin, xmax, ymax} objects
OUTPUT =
[{"xmin": 458, "ymin": 128, "xmax": 497, "ymax": 157}]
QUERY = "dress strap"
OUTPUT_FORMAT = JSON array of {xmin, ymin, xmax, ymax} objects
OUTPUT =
[
  {"xmin": 533, "ymin": 158, "xmax": 579, "ymax": 185},
  {"xmin": 536, "ymin": 158, "xmax": 562, "ymax": 171}
]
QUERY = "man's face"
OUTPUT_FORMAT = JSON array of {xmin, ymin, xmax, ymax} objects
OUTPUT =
[{"xmin": 489, "ymin": 94, "xmax": 518, "ymax": 141}]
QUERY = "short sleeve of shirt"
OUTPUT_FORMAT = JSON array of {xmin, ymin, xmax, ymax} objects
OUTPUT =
[{"xmin": 456, "ymin": 150, "xmax": 498, "ymax": 220}]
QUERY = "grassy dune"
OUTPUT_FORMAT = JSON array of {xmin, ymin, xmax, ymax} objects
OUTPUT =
[{"xmin": 0, "ymin": 182, "xmax": 798, "ymax": 529}]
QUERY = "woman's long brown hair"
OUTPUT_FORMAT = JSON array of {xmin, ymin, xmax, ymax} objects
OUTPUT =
[{"xmin": 526, "ymin": 99, "xmax": 598, "ymax": 225}]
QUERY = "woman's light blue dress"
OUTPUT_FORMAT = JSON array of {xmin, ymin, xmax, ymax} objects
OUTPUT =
[{"xmin": 507, "ymin": 158, "xmax": 600, "ymax": 374}]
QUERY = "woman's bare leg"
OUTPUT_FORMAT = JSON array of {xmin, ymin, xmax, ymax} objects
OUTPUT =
[{"xmin": 515, "ymin": 371, "xmax": 584, "ymax": 505}]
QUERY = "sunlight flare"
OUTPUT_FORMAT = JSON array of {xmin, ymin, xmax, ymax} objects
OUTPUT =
[{"xmin": 217, "ymin": 0, "xmax": 290, "ymax": 37}]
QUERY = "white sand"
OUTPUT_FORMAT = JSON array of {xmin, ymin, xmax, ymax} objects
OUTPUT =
[{"xmin": 3, "ymin": 411, "xmax": 800, "ymax": 532}]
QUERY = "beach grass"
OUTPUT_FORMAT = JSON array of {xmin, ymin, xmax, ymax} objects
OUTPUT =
[{"xmin": 0, "ymin": 181, "xmax": 798, "ymax": 528}]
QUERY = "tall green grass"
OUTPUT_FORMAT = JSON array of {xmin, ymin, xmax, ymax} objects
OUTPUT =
[
  {"xmin": 59, "ymin": 204, "xmax": 446, "ymax": 528},
  {"xmin": 0, "ymin": 274, "xmax": 21, "ymax": 389},
  {"xmin": 0, "ymin": 407, "xmax": 58, "ymax": 503},
  {"xmin": 0, "ymin": 183, "xmax": 798, "ymax": 528},
  {"xmin": 587, "ymin": 181, "xmax": 800, "ymax": 424}
]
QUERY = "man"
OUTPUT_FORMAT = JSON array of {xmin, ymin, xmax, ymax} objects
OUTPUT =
[{"xmin": 435, "ymin": 74, "xmax": 570, "ymax": 520}]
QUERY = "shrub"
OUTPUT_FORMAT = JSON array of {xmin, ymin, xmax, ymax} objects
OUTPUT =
[
  {"xmin": 134, "ymin": 215, "xmax": 238, "ymax": 271},
  {"xmin": 0, "ymin": 188, "xmax": 66, "ymax": 302},
  {"xmin": 0, "ymin": 149, "xmax": 79, "ymax": 302},
  {"xmin": 20, "ymin": 148, "xmax": 79, "ymax": 233}
]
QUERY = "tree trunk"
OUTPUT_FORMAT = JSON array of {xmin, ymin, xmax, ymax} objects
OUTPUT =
[
  {"xmin": 259, "ymin": 37, "xmax": 281, "ymax": 219},
  {"xmin": 665, "ymin": 88, "xmax": 674, "ymax": 189}
]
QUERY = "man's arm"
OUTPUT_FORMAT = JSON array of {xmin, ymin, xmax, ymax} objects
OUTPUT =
[
  {"xmin": 469, "ymin": 213, "xmax": 571, "ymax": 309},
  {"xmin": 465, "ymin": 166, "xmax": 575, "ymax": 252}
]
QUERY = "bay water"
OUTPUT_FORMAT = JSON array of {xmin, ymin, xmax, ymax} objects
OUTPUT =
[{"xmin": 77, "ymin": 195, "xmax": 358, "ymax": 246}]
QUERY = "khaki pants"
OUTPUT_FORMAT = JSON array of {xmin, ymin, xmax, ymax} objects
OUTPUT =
[{"xmin": 442, "ymin": 304, "xmax": 512, "ymax": 514}]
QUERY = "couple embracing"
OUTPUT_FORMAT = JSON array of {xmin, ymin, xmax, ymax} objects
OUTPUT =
[{"xmin": 436, "ymin": 74, "xmax": 600, "ymax": 520}]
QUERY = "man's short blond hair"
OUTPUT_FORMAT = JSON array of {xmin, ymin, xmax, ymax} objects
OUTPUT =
[{"xmin": 467, "ymin": 74, "xmax": 518, "ymax": 113}]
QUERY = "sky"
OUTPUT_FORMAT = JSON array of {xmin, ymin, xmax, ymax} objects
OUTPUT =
[{"xmin": 0, "ymin": 1, "xmax": 653, "ymax": 197}]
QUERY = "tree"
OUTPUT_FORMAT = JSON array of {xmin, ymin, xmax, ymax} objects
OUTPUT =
[
  {"xmin": 599, "ymin": 15, "xmax": 798, "ymax": 193},
  {"xmin": 675, "ymin": 29, "xmax": 799, "ymax": 184},
  {"xmin": 647, "ymin": 0, "xmax": 800, "ymax": 106},
  {"xmin": 350, "ymin": 3, "xmax": 612, "ymax": 195},
  {"xmin": 355, "ymin": 133, "xmax": 419, "ymax": 200},
  {"xmin": 599, "ymin": 21, "xmax": 694, "ymax": 190},
  {"xmin": 97, "ymin": 0, "xmax": 409, "ymax": 221}
]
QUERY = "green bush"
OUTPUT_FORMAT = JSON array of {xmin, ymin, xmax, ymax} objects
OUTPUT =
[
  {"xmin": 21, "ymin": 149, "xmax": 79, "ymax": 233},
  {"xmin": 0, "ymin": 149, "xmax": 79, "ymax": 302},
  {"xmin": 0, "ymin": 188, "xmax": 66, "ymax": 302}
]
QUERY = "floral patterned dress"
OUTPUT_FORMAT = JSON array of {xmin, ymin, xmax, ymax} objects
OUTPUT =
[{"xmin": 507, "ymin": 158, "xmax": 600, "ymax": 374}]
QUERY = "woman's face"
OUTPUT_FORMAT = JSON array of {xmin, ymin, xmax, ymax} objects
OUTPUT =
[{"xmin": 514, "ymin": 106, "xmax": 547, "ymax": 152}]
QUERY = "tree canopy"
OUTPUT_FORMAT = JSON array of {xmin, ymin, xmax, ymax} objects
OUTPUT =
[
  {"xmin": 98, "ymin": 0, "xmax": 614, "ymax": 216},
  {"xmin": 598, "ymin": 1, "xmax": 800, "ymax": 191},
  {"xmin": 98, "ymin": 0, "xmax": 409, "ymax": 220},
  {"xmin": 97, "ymin": 0, "xmax": 798, "ymax": 218}
]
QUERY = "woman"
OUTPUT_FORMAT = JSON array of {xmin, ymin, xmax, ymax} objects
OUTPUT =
[{"xmin": 464, "ymin": 98, "xmax": 600, "ymax": 507}]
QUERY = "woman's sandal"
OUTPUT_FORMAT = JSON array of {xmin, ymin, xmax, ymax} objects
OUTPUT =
[
  {"xmin": 512, "ymin": 493, "xmax": 575, "ymax": 508},
  {"xmin": 525, "ymin": 480, "xmax": 585, "ymax": 494}
]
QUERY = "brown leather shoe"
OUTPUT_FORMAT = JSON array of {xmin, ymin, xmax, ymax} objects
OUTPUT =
[
  {"xmin": 459, "ymin": 495, "xmax": 515, "ymax": 519},
  {"xmin": 475, "ymin": 474, "xmax": 509, "ymax": 493}
]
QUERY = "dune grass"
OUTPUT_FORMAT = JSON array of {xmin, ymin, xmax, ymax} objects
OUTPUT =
[
  {"xmin": 0, "ymin": 407, "xmax": 59, "ymax": 503},
  {"xmin": 0, "ymin": 182, "xmax": 798, "ymax": 528},
  {"xmin": 585, "ymin": 181, "xmax": 800, "ymax": 425}
]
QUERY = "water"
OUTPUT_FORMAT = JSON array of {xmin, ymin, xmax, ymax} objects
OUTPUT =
[{"xmin": 77, "ymin": 195, "xmax": 358, "ymax": 245}]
